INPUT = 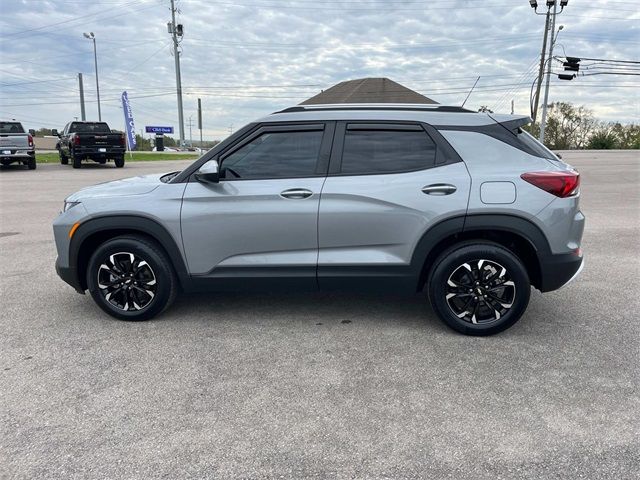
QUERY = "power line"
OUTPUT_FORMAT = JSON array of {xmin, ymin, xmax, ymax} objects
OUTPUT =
[{"xmin": 0, "ymin": 1, "xmax": 155, "ymax": 38}]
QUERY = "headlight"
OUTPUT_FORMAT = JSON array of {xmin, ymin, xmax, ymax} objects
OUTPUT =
[{"xmin": 63, "ymin": 200, "xmax": 81, "ymax": 212}]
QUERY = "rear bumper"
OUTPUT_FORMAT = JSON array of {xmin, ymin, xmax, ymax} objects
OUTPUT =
[
  {"xmin": 538, "ymin": 251, "xmax": 584, "ymax": 292},
  {"xmin": 55, "ymin": 257, "xmax": 84, "ymax": 294},
  {"xmin": 72, "ymin": 147, "xmax": 125, "ymax": 158},
  {"xmin": 0, "ymin": 150, "xmax": 35, "ymax": 162}
]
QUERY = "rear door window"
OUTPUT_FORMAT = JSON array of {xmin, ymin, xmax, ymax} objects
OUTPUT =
[{"xmin": 339, "ymin": 125, "xmax": 437, "ymax": 175}]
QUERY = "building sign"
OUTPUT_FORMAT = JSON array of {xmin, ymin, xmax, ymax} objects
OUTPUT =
[{"xmin": 145, "ymin": 126, "xmax": 174, "ymax": 134}]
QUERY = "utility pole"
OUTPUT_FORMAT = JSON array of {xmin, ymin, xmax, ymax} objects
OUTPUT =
[
  {"xmin": 168, "ymin": 0, "xmax": 185, "ymax": 147},
  {"xmin": 540, "ymin": 19, "xmax": 563, "ymax": 143},
  {"xmin": 529, "ymin": 1, "xmax": 569, "ymax": 126},
  {"xmin": 532, "ymin": 7, "xmax": 551, "ymax": 124},
  {"xmin": 197, "ymin": 97, "xmax": 203, "ymax": 150},
  {"xmin": 187, "ymin": 115, "xmax": 194, "ymax": 147},
  {"xmin": 78, "ymin": 73, "xmax": 86, "ymax": 121}
]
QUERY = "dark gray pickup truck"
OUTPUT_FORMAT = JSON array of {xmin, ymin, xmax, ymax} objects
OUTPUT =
[
  {"xmin": 0, "ymin": 121, "xmax": 36, "ymax": 170},
  {"xmin": 54, "ymin": 121, "xmax": 126, "ymax": 168}
]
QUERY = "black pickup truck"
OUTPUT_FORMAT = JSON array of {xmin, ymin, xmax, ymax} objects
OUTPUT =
[{"xmin": 54, "ymin": 121, "xmax": 126, "ymax": 168}]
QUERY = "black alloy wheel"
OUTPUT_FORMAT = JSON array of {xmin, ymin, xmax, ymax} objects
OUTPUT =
[
  {"xmin": 428, "ymin": 242, "xmax": 530, "ymax": 336},
  {"xmin": 97, "ymin": 252, "xmax": 158, "ymax": 311},
  {"xmin": 86, "ymin": 235, "xmax": 177, "ymax": 321},
  {"xmin": 445, "ymin": 259, "xmax": 516, "ymax": 324}
]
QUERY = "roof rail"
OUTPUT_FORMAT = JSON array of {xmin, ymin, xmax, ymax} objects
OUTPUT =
[{"xmin": 274, "ymin": 104, "xmax": 475, "ymax": 114}]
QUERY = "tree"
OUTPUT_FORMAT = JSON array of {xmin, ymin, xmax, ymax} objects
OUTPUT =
[
  {"xmin": 34, "ymin": 128, "xmax": 53, "ymax": 137},
  {"xmin": 588, "ymin": 126, "xmax": 617, "ymax": 149},
  {"xmin": 543, "ymin": 102, "xmax": 597, "ymax": 150},
  {"xmin": 611, "ymin": 123, "xmax": 640, "ymax": 149}
]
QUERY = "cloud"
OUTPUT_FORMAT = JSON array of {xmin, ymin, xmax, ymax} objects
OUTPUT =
[{"xmin": 1, "ymin": 0, "xmax": 638, "ymax": 140}]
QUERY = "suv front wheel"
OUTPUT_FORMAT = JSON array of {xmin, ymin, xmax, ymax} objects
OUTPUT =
[
  {"xmin": 428, "ymin": 242, "xmax": 530, "ymax": 336},
  {"xmin": 86, "ymin": 235, "xmax": 177, "ymax": 321}
]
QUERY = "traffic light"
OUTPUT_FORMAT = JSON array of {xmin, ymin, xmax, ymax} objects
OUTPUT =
[
  {"xmin": 563, "ymin": 57, "xmax": 581, "ymax": 72},
  {"xmin": 558, "ymin": 74, "xmax": 576, "ymax": 80}
]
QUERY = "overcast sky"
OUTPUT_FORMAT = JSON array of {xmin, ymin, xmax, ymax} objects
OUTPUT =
[{"xmin": 1, "ymin": 0, "xmax": 638, "ymax": 141}]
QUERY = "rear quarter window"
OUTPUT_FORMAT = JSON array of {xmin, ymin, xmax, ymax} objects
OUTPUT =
[{"xmin": 515, "ymin": 129, "xmax": 559, "ymax": 161}]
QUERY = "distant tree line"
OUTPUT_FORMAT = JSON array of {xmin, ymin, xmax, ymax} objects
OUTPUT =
[
  {"xmin": 133, "ymin": 134, "xmax": 221, "ymax": 151},
  {"xmin": 525, "ymin": 102, "xmax": 640, "ymax": 150}
]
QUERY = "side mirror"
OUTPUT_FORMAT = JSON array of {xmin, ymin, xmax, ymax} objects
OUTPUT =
[
  {"xmin": 195, "ymin": 160, "xmax": 220, "ymax": 184},
  {"xmin": 28, "ymin": 129, "xmax": 36, "ymax": 136},
  {"xmin": 51, "ymin": 129, "xmax": 59, "ymax": 137}
]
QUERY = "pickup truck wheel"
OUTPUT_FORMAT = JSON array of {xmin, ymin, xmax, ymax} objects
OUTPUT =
[
  {"xmin": 72, "ymin": 155, "xmax": 82, "ymax": 169},
  {"xmin": 114, "ymin": 156, "xmax": 125, "ymax": 168},
  {"xmin": 59, "ymin": 149, "xmax": 68, "ymax": 165},
  {"xmin": 86, "ymin": 235, "xmax": 177, "ymax": 321},
  {"xmin": 427, "ymin": 242, "xmax": 530, "ymax": 336},
  {"xmin": 27, "ymin": 156, "xmax": 36, "ymax": 170}
]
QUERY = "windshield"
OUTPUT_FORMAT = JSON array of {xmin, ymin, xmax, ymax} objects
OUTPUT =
[
  {"xmin": 70, "ymin": 122, "xmax": 111, "ymax": 134},
  {"xmin": 516, "ymin": 129, "xmax": 559, "ymax": 160},
  {"xmin": 0, "ymin": 122, "xmax": 25, "ymax": 134}
]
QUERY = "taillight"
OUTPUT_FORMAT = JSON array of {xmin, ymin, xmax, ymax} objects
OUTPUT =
[
  {"xmin": 521, "ymin": 171, "xmax": 580, "ymax": 198},
  {"xmin": 73, "ymin": 134, "xmax": 80, "ymax": 146},
  {"xmin": 27, "ymin": 133, "xmax": 34, "ymax": 147},
  {"xmin": 121, "ymin": 133, "xmax": 126, "ymax": 146}
]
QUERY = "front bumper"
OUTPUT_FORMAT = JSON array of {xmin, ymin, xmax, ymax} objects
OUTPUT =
[
  {"xmin": 55, "ymin": 257, "xmax": 84, "ymax": 294},
  {"xmin": 538, "ymin": 251, "xmax": 584, "ymax": 292}
]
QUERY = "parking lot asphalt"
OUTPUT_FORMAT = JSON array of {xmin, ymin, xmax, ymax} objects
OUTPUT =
[{"xmin": 1, "ymin": 152, "xmax": 639, "ymax": 479}]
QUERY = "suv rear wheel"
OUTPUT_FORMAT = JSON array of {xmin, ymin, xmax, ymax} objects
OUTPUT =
[
  {"xmin": 86, "ymin": 235, "xmax": 177, "ymax": 321},
  {"xmin": 428, "ymin": 242, "xmax": 530, "ymax": 336}
]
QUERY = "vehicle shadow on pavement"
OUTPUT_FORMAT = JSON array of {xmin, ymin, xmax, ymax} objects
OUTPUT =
[
  {"xmin": 0, "ymin": 165, "xmax": 32, "ymax": 172},
  {"xmin": 166, "ymin": 291, "xmax": 446, "ymax": 330}
]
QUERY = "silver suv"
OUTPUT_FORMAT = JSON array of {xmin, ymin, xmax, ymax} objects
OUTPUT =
[{"xmin": 53, "ymin": 104, "xmax": 584, "ymax": 335}]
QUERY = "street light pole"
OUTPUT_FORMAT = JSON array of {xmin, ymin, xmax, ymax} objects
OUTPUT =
[{"xmin": 83, "ymin": 32, "xmax": 101, "ymax": 121}]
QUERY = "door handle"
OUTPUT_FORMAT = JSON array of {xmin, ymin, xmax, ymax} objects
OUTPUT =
[
  {"xmin": 422, "ymin": 184, "xmax": 457, "ymax": 196},
  {"xmin": 280, "ymin": 188, "xmax": 313, "ymax": 199}
]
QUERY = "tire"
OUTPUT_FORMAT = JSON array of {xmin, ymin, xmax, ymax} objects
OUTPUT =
[
  {"xmin": 72, "ymin": 154, "xmax": 81, "ymax": 169},
  {"xmin": 427, "ymin": 241, "xmax": 530, "ymax": 336},
  {"xmin": 27, "ymin": 156, "xmax": 36, "ymax": 170},
  {"xmin": 114, "ymin": 156, "xmax": 125, "ymax": 168},
  {"xmin": 59, "ymin": 149, "xmax": 68, "ymax": 165},
  {"xmin": 86, "ymin": 235, "xmax": 178, "ymax": 321}
]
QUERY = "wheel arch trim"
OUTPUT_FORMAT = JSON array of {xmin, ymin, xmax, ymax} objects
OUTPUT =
[
  {"xmin": 69, "ymin": 215, "xmax": 190, "ymax": 291},
  {"xmin": 411, "ymin": 213, "xmax": 551, "ymax": 290}
]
